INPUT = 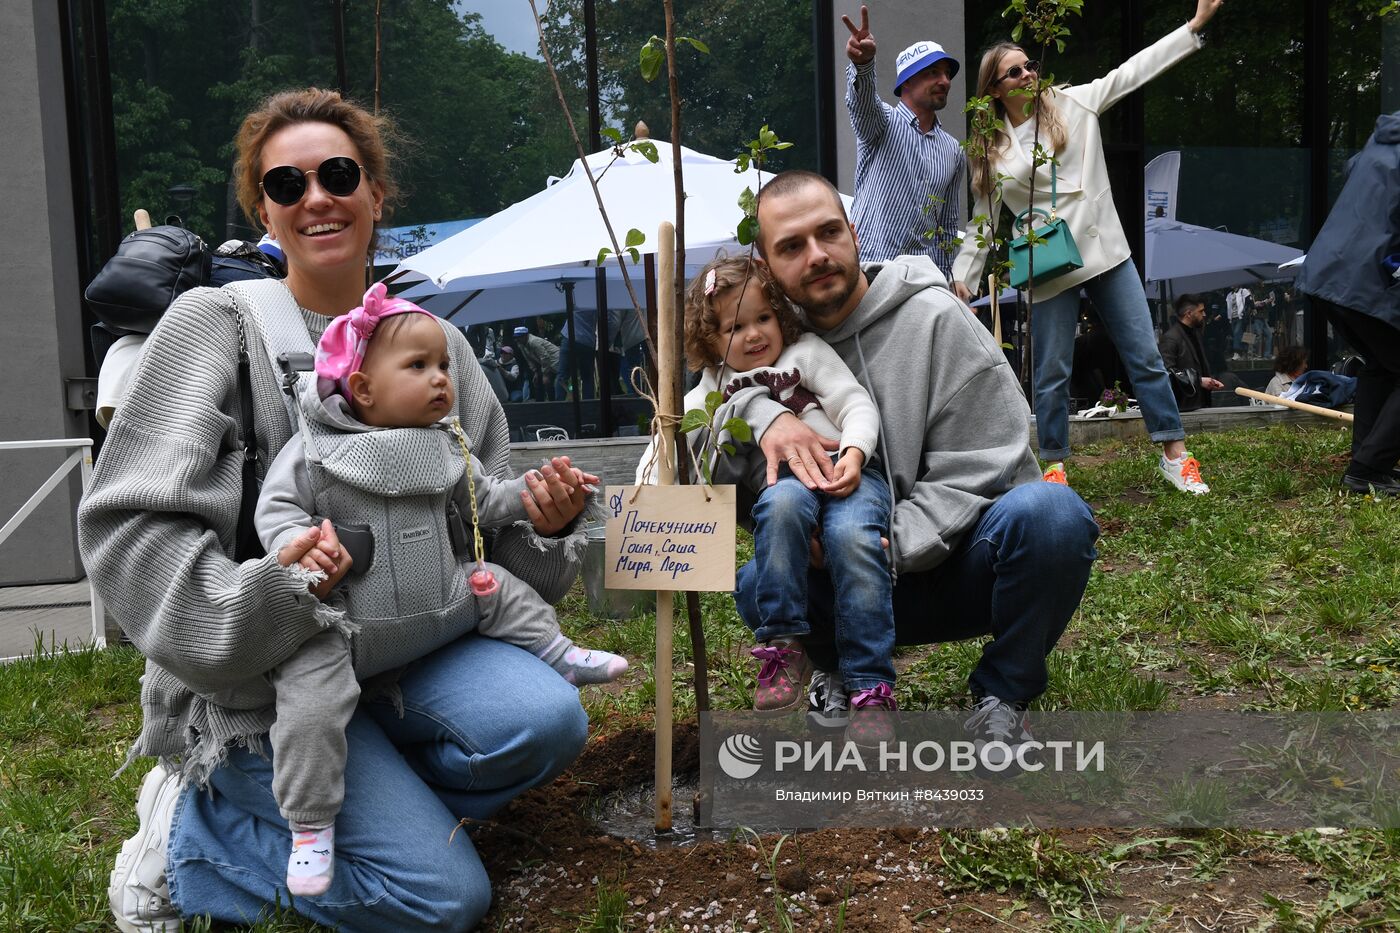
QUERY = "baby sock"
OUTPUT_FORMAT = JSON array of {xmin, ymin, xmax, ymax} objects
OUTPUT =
[
  {"xmin": 539, "ymin": 633, "xmax": 629, "ymax": 685},
  {"xmin": 286, "ymin": 822, "xmax": 335, "ymax": 897}
]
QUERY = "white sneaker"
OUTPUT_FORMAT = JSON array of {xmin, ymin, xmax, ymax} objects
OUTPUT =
[
  {"xmin": 109, "ymin": 764, "xmax": 183, "ymax": 933},
  {"xmin": 1159, "ymin": 452, "xmax": 1210, "ymax": 494}
]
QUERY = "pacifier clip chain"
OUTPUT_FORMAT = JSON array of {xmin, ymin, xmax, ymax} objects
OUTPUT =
[{"xmin": 450, "ymin": 417, "xmax": 499, "ymax": 597}]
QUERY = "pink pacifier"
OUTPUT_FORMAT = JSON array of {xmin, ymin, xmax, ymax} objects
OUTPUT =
[{"xmin": 469, "ymin": 564, "xmax": 499, "ymax": 597}]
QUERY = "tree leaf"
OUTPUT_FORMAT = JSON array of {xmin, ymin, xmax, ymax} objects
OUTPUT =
[
  {"xmin": 737, "ymin": 215, "xmax": 756, "ymax": 246},
  {"xmin": 738, "ymin": 186, "xmax": 757, "ymax": 216},
  {"xmin": 705, "ymin": 391, "xmax": 724, "ymax": 416},
  {"xmin": 629, "ymin": 140, "xmax": 659, "ymax": 163},
  {"xmin": 601, "ymin": 126, "xmax": 623, "ymax": 143},
  {"xmin": 723, "ymin": 418, "xmax": 753, "ymax": 442},
  {"xmin": 626, "ymin": 247, "xmax": 641, "ymax": 264},
  {"xmin": 639, "ymin": 41, "xmax": 664, "ymax": 82},
  {"xmin": 721, "ymin": 443, "xmax": 736, "ymax": 456},
  {"xmin": 680, "ymin": 408, "xmax": 711, "ymax": 435},
  {"xmin": 597, "ymin": 247, "xmax": 613, "ymax": 265},
  {"xmin": 679, "ymin": 36, "xmax": 711, "ymax": 54},
  {"xmin": 625, "ymin": 227, "xmax": 646, "ymax": 248}
]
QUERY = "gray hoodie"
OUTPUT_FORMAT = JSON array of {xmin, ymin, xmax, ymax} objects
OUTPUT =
[{"xmin": 736, "ymin": 256, "xmax": 1041, "ymax": 574}]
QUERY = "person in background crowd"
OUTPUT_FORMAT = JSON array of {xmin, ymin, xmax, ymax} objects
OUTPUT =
[
  {"xmin": 514, "ymin": 324, "xmax": 560, "ymax": 402},
  {"xmin": 1158, "ymin": 293, "xmax": 1226, "ymax": 412},
  {"xmin": 1225, "ymin": 285, "xmax": 1250, "ymax": 360},
  {"xmin": 498, "ymin": 344, "xmax": 527, "ymax": 401},
  {"xmin": 555, "ymin": 309, "xmax": 597, "ymax": 401},
  {"xmin": 1262, "ymin": 345, "xmax": 1309, "ymax": 400},
  {"xmin": 842, "ymin": 4, "xmax": 964, "ymax": 278},
  {"xmin": 1297, "ymin": 110, "xmax": 1400, "ymax": 497}
]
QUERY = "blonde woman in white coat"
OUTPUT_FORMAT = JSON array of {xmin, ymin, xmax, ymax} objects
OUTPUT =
[{"xmin": 951, "ymin": 0, "xmax": 1222, "ymax": 494}]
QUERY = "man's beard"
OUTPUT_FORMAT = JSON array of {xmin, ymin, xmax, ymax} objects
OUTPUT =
[{"xmin": 797, "ymin": 261, "xmax": 859, "ymax": 321}]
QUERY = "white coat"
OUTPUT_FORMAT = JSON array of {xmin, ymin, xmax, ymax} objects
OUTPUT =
[{"xmin": 951, "ymin": 23, "xmax": 1203, "ymax": 301}]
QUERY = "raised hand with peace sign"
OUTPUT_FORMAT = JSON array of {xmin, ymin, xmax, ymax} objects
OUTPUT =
[{"xmin": 842, "ymin": 4, "xmax": 876, "ymax": 66}]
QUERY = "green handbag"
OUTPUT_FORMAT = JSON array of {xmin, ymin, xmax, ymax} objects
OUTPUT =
[{"xmin": 1007, "ymin": 161, "xmax": 1083, "ymax": 289}]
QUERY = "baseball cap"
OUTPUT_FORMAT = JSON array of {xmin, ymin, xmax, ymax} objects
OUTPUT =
[
  {"xmin": 514, "ymin": 326, "xmax": 529, "ymax": 336},
  {"xmin": 499, "ymin": 345, "xmax": 515, "ymax": 356},
  {"xmin": 894, "ymin": 40, "xmax": 959, "ymax": 95}
]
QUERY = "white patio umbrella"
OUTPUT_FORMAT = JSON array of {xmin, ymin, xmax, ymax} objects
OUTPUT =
[
  {"xmin": 396, "ymin": 140, "xmax": 762, "ymax": 291},
  {"xmin": 1143, "ymin": 216, "xmax": 1304, "ymax": 293}
]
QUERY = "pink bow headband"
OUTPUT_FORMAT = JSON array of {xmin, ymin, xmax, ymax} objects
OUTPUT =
[{"xmin": 315, "ymin": 282, "xmax": 434, "ymax": 399}]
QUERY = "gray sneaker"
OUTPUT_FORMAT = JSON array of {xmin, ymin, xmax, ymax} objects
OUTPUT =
[
  {"xmin": 964, "ymin": 695, "xmax": 1033, "ymax": 772},
  {"xmin": 806, "ymin": 669, "xmax": 850, "ymax": 730},
  {"xmin": 109, "ymin": 764, "xmax": 183, "ymax": 933}
]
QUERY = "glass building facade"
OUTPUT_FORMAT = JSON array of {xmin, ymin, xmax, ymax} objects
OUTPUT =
[{"xmin": 60, "ymin": 0, "xmax": 1400, "ymax": 434}]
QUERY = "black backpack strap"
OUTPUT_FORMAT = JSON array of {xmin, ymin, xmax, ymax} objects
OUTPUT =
[{"xmin": 234, "ymin": 310, "xmax": 265, "ymax": 561}]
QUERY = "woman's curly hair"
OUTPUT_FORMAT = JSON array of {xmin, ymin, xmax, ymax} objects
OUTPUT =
[{"xmin": 683, "ymin": 257, "xmax": 804, "ymax": 373}]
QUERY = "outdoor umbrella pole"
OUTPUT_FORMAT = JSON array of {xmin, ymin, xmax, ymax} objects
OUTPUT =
[
  {"xmin": 654, "ymin": 220, "xmax": 677, "ymax": 832},
  {"xmin": 564, "ymin": 282, "xmax": 581, "ymax": 436},
  {"xmin": 1233, "ymin": 387, "xmax": 1355, "ymax": 422}
]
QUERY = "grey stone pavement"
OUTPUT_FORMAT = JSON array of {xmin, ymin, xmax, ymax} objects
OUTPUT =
[{"xmin": 0, "ymin": 579, "xmax": 103, "ymax": 661}]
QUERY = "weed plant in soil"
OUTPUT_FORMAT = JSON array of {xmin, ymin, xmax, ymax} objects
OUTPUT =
[{"xmin": 4, "ymin": 426, "xmax": 1400, "ymax": 931}]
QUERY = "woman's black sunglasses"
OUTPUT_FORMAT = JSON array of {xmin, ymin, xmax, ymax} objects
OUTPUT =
[
  {"xmin": 996, "ymin": 60, "xmax": 1040, "ymax": 84},
  {"xmin": 260, "ymin": 157, "xmax": 366, "ymax": 206}
]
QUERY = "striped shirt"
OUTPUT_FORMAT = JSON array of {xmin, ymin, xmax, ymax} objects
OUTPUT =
[{"xmin": 846, "ymin": 60, "xmax": 965, "ymax": 276}]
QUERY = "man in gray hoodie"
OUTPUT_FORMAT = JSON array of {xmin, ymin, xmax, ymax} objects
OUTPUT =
[{"xmin": 734, "ymin": 170, "xmax": 1099, "ymax": 755}]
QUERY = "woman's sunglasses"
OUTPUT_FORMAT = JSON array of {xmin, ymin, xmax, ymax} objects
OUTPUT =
[
  {"xmin": 259, "ymin": 157, "xmax": 366, "ymax": 206},
  {"xmin": 996, "ymin": 60, "xmax": 1040, "ymax": 84}
]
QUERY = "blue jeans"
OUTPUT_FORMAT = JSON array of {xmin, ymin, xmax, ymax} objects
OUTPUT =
[
  {"xmin": 1231, "ymin": 316, "xmax": 1246, "ymax": 354},
  {"xmin": 737, "ymin": 482, "xmax": 1098, "ymax": 704},
  {"xmin": 1250, "ymin": 318, "xmax": 1272, "ymax": 358},
  {"xmin": 748, "ymin": 469, "xmax": 894, "ymax": 692},
  {"xmin": 1033, "ymin": 259, "xmax": 1184, "ymax": 460},
  {"xmin": 165, "ymin": 637, "xmax": 588, "ymax": 931},
  {"xmin": 555, "ymin": 341, "xmax": 596, "ymax": 400}
]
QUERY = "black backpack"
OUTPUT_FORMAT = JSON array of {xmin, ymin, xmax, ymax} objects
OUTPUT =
[{"xmin": 85, "ymin": 225, "xmax": 284, "ymax": 365}]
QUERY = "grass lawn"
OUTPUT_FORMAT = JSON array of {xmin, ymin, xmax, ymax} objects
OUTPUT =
[{"xmin": 3, "ymin": 424, "xmax": 1399, "ymax": 931}]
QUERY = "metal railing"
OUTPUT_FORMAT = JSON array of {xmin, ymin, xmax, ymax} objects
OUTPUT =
[{"xmin": 0, "ymin": 438, "xmax": 105, "ymax": 651}]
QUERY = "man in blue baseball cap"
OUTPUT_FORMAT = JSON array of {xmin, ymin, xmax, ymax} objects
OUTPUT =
[{"xmin": 843, "ymin": 4, "xmax": 964, "ymax": 279}]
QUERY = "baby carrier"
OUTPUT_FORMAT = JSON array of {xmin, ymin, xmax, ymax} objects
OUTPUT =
[{"xmin": 234, "ymin": 279, "xmax": 481, "ymax": 679}]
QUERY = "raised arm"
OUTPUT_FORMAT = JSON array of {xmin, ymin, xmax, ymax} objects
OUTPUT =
[
  {"xmin": 843, "ymin": 5, "xmax": 892, "ymax": 144},
  {"xmin": 1066, "ymin": 1, "xmax": 1219, "ymax": 115}
]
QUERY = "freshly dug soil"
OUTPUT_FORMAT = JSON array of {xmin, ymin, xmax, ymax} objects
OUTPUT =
[{"xmin": 473, "ymin": 723, "xmax": 1330, "ymax": 932}]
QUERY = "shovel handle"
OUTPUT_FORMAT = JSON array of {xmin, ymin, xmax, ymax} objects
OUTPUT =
[{"xmin": 1234, "ymin": 387, "xmax": 1354, "ymax": 423}]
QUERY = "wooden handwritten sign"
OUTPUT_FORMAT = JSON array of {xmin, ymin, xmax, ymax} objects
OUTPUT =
[{"xmin": 604, "ymin": 485, "xmax": 737, "ymax": 592}]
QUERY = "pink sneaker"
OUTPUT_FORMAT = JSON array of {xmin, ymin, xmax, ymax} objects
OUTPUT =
[
  {"xmin": 751, "ymin": 640, "xmax": 811, "ymax": 714},
  {"xmin": 845, "ymin": 683, "xmax": 898, "ymax": 747}
]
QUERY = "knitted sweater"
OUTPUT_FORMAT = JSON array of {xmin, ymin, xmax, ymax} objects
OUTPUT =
[
  {"xmin": 77, "ymin": 281, "xmax": 586, "ymax": 779},
  {"xmin": 635, "ymin": 332, "xmax": 881, "ymax": 495}
]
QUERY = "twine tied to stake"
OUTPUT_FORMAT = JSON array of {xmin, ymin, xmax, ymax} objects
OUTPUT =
[{"xmin": 630, "ymin": 366, "xmax": 712, "ymax": 503}]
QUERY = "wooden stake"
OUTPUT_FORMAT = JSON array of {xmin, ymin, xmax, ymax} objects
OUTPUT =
[
  {"xmin": 654, "ymin": 220, "xmax": 676, "ymax": 832},
  {"xmin": 1234, "ymin": 387, "xmax": 1354, "ymax": 422}
]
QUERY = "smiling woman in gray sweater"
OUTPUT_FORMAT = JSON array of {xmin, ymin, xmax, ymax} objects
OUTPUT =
[{"xmin": 80, "ymin": 88, "xmax": 592, "ymax": 933}]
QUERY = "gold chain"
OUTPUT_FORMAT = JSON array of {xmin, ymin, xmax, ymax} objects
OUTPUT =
[{"xmin": 449, "ymin": 417, "xmax": 486, "ymax": 566}]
